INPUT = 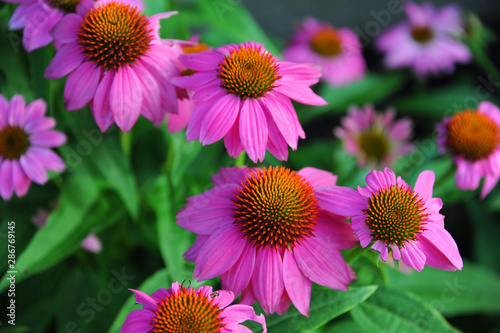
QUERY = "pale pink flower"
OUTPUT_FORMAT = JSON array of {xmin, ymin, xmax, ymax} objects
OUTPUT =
[
  {"xmin": 325, "ymin": 168, "xmax": 463, "ymax": 272},
  {"xmin": 177, "ymin": 166, "xmax": 358, "ymax": 316},
  {"xmin": 32, "ymin": 206, "xmax": 102, "ymax": 253},
  {"xmin": 4, "ymin": 0, "xmax": 93, "ymax": 51},
  {"xmin": 334, "ymin": 105, "xmax": 414, "ymax": 167},
  {"xmin": 0, "ymin": 94, "xmax": 65, "ymax": 200},
  {"xmin": 376, "ymin": 2, "xmax": 471, "ymax": 77},
  {"xmin": 121, "ymin": 282, "xmax": 267, "ymax": 333},
  {"xmin": 172, "ymin": 41, "xmax": 327, "ymax": 163},
  {"xmin": 437, "ymin": 101, "xmax": 500, "ymax": 198},
  {"xmin": 283, "ymin": 17, "xmax": 366, "ymax": 87},
  {"xmin": 44, "ymin": 0, "xmax": 180, "ymax": 132}
]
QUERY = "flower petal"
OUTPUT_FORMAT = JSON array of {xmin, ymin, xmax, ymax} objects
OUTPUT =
[
  {"xmin": 12, "ymin": 160, "xmax": 31, "ymax": 197},
  {"xmin": 200, "ymin": 94, "xmax": 241, "ymax": 145},
  {"xmin": 283, "ymin": 251, "xmax": 311, "ymax": 317},
  {"xmin": 413, "ymin": 170, "xmax": 435, "ymax": 201},
  {"xmin": 44, "ymin": 43, "xmax": 85, "ymax": 79},
  {"xmin": 0, "ymin": 160, "xmax": 14, "ymax": 200},
  {"xmin": 298, "ymin": 167, "xmax": 337, "ymax": 187},
  {"xmin": 239, "ymin": 99, "xmax": 268, "ymax": 163},
  {"xmin": 92, "ymin": 70, "xmax": 116, "ymax": 131},
  {"xmin": 251, "ymin": 249, "xmax": 284, "ymax": 314},
  {"xmin": 418, "ymin": 223, "xmax": 463, "ymax": 270},
  {"xmin": 315, "ymin": 186, "xmax": 367, "ymax": 217},
  {"xmin": 110, "ymin": 66, "xmax": 143, "ymax": 132},
  {"xmin": 221, "ymin": 305, "xmax": 267, "ymax": 333},
  {"xmin": 221, "ymin": 244, "xmax": 256, "ymax": 297}
]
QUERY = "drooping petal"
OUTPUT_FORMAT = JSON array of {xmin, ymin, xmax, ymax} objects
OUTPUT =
[
  {"xmin": 130, "ymin": 289, "xmax": 159, "ymax": 311},
  {"xmin": 199, "ymin": 94, "xmax": 241, "ymax": 145},
  {"xmin": 298, "ymin": 167, "xmax": 337, "ymax": 187},
  {"xmin": 0, "ymin": 160, "xmax": 14, "ymax": 200},
  {"xmin": 110, "ymin": 66, "xmax": 143, "ymax": 132},
  {"xmin": 413, "ymin": 170, "xmax": 435, "ymax": 201},
  {"xmin": 92, "ymin": 70, "xmax": 116, "ymax": 132},
  {"xmin": 239, "ymin": 99, "xmax": 268, "ymax": 163},
  {"xmin": 44, "ymin": 43, "xmax": 85, "ymax": 79},
  {"xmin": 29, "ymin": 130, "xmax": 66, "ymax": 147},
  {"xmin": 418, "ymin": 223, "xmax": 463, "ymax": 270},
  {"xmin": 12, "ymin": 160, "xmax": 31, "ymax": 197},
  {"xmin": 251, "ymin": 249, "xmax": 284, "ymax": 314},
  {"xmin": 283, "ymin": 251, "xmax": 312, "ymax": 317},
  {"xmin": 221, "ymin": 244, "xmax": 256, "ymax": 297},
  {"xmin": 120, "ymin": 309, "xmax": 155, "ymax": 333},
  {"xmin": 221, "ymin": 305, "xmax": 267, "ymax": 333},
  {"xmin": 315, "ymin": 186, "xmax": 367, "ymax": 217}
]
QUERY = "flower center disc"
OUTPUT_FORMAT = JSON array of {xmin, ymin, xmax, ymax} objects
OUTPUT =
[
  {"xmin": 446, "ymin": 110, "xmax": 500, "ymax": 161},
  {"xmin": 364, "ymin": 184, "xmax": 427, "ymax": 247},
  {"xmin": 233, "ymin": 166, "xmax": 319, "ymax": 250},
  {"xmin": 151, "ymin": 286, "xmax": 224, "ymax": 333},
  {"xmin": 0, "ymin": 126, "xmax": 29, "ymax": 160},
  {"xmin": 358, "ymin": 130, "xmax": 390, "ymax": 163},
  {"xmin": 218, "ymin": 46, "xmax": 281, "ymax": 99},
  {"xmin": 47, "ymin": 0, "xmax": 79, "ymax": 13},
  {"xmin": 78, "ymin": 2, "xmax": 153, "ymax": 70},
  {"xmin": 310, "ymin": 28, "xmax": 343, "ymax": 57},
  {"xmin": 411, "ymin": 26, "xmax": 434, "ymax": 43}
]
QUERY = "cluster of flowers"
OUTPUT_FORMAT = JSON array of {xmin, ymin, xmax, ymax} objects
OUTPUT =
[{"xmin": 1, "ymin": 0, "xmax": 499, "ymax": 330}]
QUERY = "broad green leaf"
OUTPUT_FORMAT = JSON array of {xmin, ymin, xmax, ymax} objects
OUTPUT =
[
  {"xmin": 146, "ymin": 174, "xmax": 193, "ymax": 282},
  {"xmin": 351, "ymin": 285, "xmax": 458, "ymax": 333},
  {"xmin": 108, "ymin": 268, "xmax": 170, "ymax": 333},
  {"xmin": 387, "ymin": 260, "xmax": 500, "ymax": 316},
  {"xmin": 245, "ymin": 286, "xmax": 378, "ymax": 333},
  {"xmin": 0, "ymin": 171, "xmax": 126, "ymax": 291},
  {"xmin": 164, "ymin": 130, "xmax": 202, "ymax": 187},
  {"xmin": 324, "ymin": 319, "xmax": 364, "ymax": 333},
  {"xmin": 299, "ymin": 73, "xmax": 406, "ymax": 123}
]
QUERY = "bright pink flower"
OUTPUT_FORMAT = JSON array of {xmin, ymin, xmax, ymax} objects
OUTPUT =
[
  {"xmin": 0, "ymin": 94, "xmax": 65, "ymax": 200},
  {"xmin": 172, "ymin": 41, "xmax": 327, "ymax": 163},
  {"xmin": 165, "ymin": 39, "xmax": 212, "ymax": 133},
  {"xmin": 32, "ymin": 206, "xmax": 102, "ymax": 253},
  {"xmin": 376, "ymin": 2, "xmax": 471, "ymax": 77},
  {"xmin": 177, "ymin": 166, "xmax": 358, "ymax": 316},
  {"xmin": 4, "ymin": 0, "xmax": 93, "ymax": 52},
  {"xmin": 437, "ymin": 101, "xmax": 500, "ymax": 198},
  {"xmin": 44, "ymin": 0, "xmax": 180, "ymax": 132},
  {"xmin": 334, "ymin": 105, "xmax": 414, "ymax": 167},
  {"xmin": 325, "ymin": 168, "xmax": 463, "ymax": 272},
  {"xmin": 121, "ymin": 282, "xmax": 267, "ymax": 333},
  {"xmin": 283, "ymin": 17, "xmax": 366, "ymax": 87}
]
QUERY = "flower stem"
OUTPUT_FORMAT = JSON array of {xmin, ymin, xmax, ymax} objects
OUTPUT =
[
  {"xmin": 120, "ymin": 130, "xmax": 132, "ymax": 156},
  {"xmin": 235, "ymin": 152, "xmax": 246, "ymax": 167}
]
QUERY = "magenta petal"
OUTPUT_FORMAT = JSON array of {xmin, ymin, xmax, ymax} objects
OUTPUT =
[
  {"xmin": 29, "ymin": 130, "xmax": 66, "ymax": 147},
  {"xmin": 129, "ymin": 289, "xmax": 159, "ymax": 311},
  {"xmin": 8, "ymin": 94, "xmax": 26, "ymax": 126},
  {"xmin": 0, "ymin": 95, "xmax": 8, "ymax": 127},
  {"xmin": 298, "ymin": 167, "xmax": 337, "ymax": 187},
  {"xmin": 184, "ymin": 235, "xmax": 209, "ymax": 262},
  {"xmin": 51, "ymin": 13, "xmax": 81, "ymax": 44},
  {"xmin": 365, "ymin": 168, "xmax": 397, "ymax": 190},
  {"xmin": 200, "ymin": 94, "xmax": 240, "ymax": 145},
  {"xmin": 211, "ymin": 290, "xmax": 235, "ymax": 309},
  {"xmin": 400, "ymin": 241, "xmax": 426, "ymax": 272},
  {"xmin": 24, "ymin": 117, "xmax": 55, "ymax": 134},
  {"xmin": 273, "ymin": 83, "xmax": 327, "ymax": 106},
  {"xmin": 19, "ymin": 149, "xmax": 48, "ymax": 184},
  {"xmin": 29, "ymin": 147, "xmax": 65, "ymax": 172},
  {"xmin": 211, "ymin": 167, "xmax": 252, "ymax": 187},
  {"xmin": 251, "ymin": 249, "xmax": 284, "ymax": 314},
  {"xmin": 179, "ymin": 52, "xmax": 225, "ymax": 71},
  {"xmin": 64, "ymin": 61, "xmax": 101, "ymax": 110},
  {"xmin": 314, "ymin": 210, "xmax": 359, "ymax": 249},
  {"xmin": 418, "ymin": 223, "xmax": 463, "ymax": 270},
  {"xmin": 221, "ymin": 305, "xmax": 267, "ymax": 332},
  {"xmin": 92, "ymin": 71, "xmax": 115, "ymax": 132},
  {"xmin": 133, "ymin": 65, "xmax": 161, "ymax": 124},
  {"xmin": 23, "ymin": 99, "xmax": 47, "ymax": 124},
  {"xmin": 11, "ymin": 160, "xmax": 31, "ymax": 197},
  {"xmin": 120, "ymin": 308, "xmax": 155, "ymax": 333},
  {"xmin": 8, "ymin": 2, "xmax": 39, "ymax": 30},
  {"xmin": 221, "ymin": 244, "xmax": 256, "ymax": 297},
  {"xmin": 0, "ymin": 160, "xmax": 14, "ymax": 200},
  {"xmin": 239, "ymin": 99, "xmax": 268, "ymax": 163},
  {"xmin": 260, "ymin": 92, "xmax": 298, "ymax": 149},
  {"xmin": 481, "ymin": 174, "xmax": 500, "ymax": 199},
  {"xmin": 193, "ymin": 226, "xmax": 246, "ymax": 281},
  {"xmin": 44, "ymin": 43, "xmax": 85, "ymax": 79},
  {"xmin": 80, "ymin": 234, "xmax": 102, "ymax": 253},
  {"xmin": 110, "ymin": 66, "xmax": 143, "ymax": 132},
  {"xmin": 265, "ymin": 113, "xmax": 289, "ymax": 161},
  {"xmin": 294, "ymin": 238, "xmax": 351, "ymax": 290},
  {"xmin": 224, "ymin": 121, "xmax": 244, "ymax": 159},
  {"xmin": 283, "ymin": 251, "xmax": 311, "ymax": 317},
  {"xmin": 23, "ymin": 10, "xmax": 62, "ymax": 51},
  {"xmin": 315, "ymin": 186, "xmax": 367, "ymax": 216},
  {"xmin": 413, "ymin": 170, "xmax": 435, "ymax": 201}
]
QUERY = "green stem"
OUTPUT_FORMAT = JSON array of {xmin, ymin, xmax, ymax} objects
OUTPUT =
[
  {"xmin": 52, "ymin": 175, "xmax": 63, "ymax": 190},
  {"xmin": 235, "ymin": 152, "xmax": 246, "ymax": 167},
  {"xmin": 120, "ymin": 130, "xmax": 132, "ymax": 156}
]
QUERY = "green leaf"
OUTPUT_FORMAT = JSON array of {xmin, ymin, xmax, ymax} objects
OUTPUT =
[
  {"xmin": 192, "ymin": 0, "xmax": 280, "ymax": 55},
  {"xmin": 145, "ymin": 174, "xmax": 193, "ymax": 282},
  {"xmin": 0, "ymin": 171, "xmax": 126, "ymax": 291},
  {"xmin": 351, "ymin": 285, "xmax": 458, "ymax": 333},
  {"xmin": 300, "ymin": 72, "xmax": 406, "ymax": 124},
  {"xmin": 108, "ymin": 268, "xmax": 170, "ymax": 333},
  {"xmin": 387, "ymin": 260, "xmax": 500, "ymax": 316},
  {"xmin": 245, "ymin": 286, "xmax": 378, "ymax": 333},
  {"xmin": 324, "ymin": 319, "xmax": 365, "ymax": 333}
]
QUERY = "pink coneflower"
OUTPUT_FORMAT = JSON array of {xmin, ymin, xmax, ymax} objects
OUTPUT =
[
  {"xmin": 121, "ymin": 282, "xmax": 267, "ymax": 333},
  {"xmin": 376, "ymin": 2, "xmax": 471, "ymax": 77},
  {"xmin": 44, "ymin": 0, "xmax": 180, "ymax": 132},
  {"xmin": 177, "ymin": 166, "xmax": 358, "ymax": 316},
  {"xmin": 283, "ymin": 17, "xmax": 366, "ymax": 87},
  {"xmin": 4, "ymin": 0, "xmax": 93, "ymax": 52},
  {"xmin": 32, "ymin": 206, "xmax": 102, "ymax": 253},
  {"xmin": 334, "ymin": 105, "xmax": 414, "ymax": 167},
  {"xmin": 437, "ymin": 101, "xmax": 500, "ymax": 198},
  {"xmin": 0, "ymin": 94, "xmax": 65, "ymax": 200},
  {"xmin": 172, "ymin": 41, "xmax": 327, "ymax": 163},
  {"xmin": 324, "ymin": 168, "xmax": 463, "ymax": 272},
  {"xmin": 166, "ymin": 40, "xmax": 211, "ymax": 133}
]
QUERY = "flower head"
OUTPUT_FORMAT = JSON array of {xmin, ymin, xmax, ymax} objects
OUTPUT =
[
  {"xmin": 334, "ymin": 105, "xmax": 414, "ymax": 167},
  {"xmin": 376, "ymin": 2, "xmax": 471, "ymax": 77},
  {"xmin": 283, "ymin": 18, "xmax": 366, "ymax": 87},
  {"xmin": 326, "ymin": 168, "xmax": 463, "ymax": 272},
  {"xmin": 44, "ymin": 0, "xmax": 180, "ymax": 132},
  {"xmin": 437, "ymin": 101, "xmax": 500, "ymax": 198},
  {"xmin": 121, "ymin": 282, "xmax": 267, "ymax": 333},
  {"xmin": 5, "ymin": 0, "xmax": 93, "ymax": 51},
  {"xmin": 0, "ymin": 94, "xmax": 66, "ymax": 200},
  {"xmin": 177, "ymin": 166, "xmax": 358, "ymax": 316},
  {"xmin": 172, "ymin": 41, "xmax": 327, "ymax": 163}
]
